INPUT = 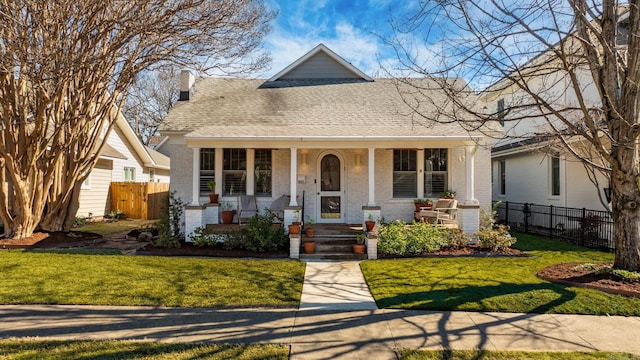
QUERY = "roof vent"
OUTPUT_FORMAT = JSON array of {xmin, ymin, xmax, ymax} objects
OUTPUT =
[{"xmin": 179, "ymin": 70, "xmax": 195, "ymax": 101}]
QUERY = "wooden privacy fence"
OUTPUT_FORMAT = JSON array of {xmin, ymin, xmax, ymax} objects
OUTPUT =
[{"xmin": 110, "ymin": 182, "xmax": 169, "ymax": 220}]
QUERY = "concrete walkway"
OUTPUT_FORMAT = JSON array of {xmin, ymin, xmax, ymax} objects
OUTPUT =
[{"xmin": 1, "ymin": 260, "xmax": 639, "ymax": 359}]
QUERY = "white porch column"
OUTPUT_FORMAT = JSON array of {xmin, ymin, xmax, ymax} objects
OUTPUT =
[
  {"xmin": 191, "ymin": 147, "xmax": 200, "ymax": 205},
  {"xmin": 368, "ymin": 147, "xmax": 376, "ymax": 206},
  {"xmin": 246, "ymin": 149, "xmax": 255, "ymax": 195},
  {"xmin": 215, "ymin": 148, "xmax": 223, "ymax": 195},
  {"xmin": 465, "ymin": 145, "xmax": 479, "ymax": 205},
  {"xmin": 289, "ymin": 147, "xmax": 298, "ymax": 206}
]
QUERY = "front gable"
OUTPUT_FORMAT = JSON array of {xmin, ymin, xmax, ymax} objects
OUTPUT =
[{"xmin": 268, "ymin": 43, "xmax": 372, "ymax": 82}]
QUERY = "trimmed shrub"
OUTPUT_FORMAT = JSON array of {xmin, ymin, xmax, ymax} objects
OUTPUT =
[{"xmin": 378, "ymin": 220, "xmax": 448, "ymax": 255}]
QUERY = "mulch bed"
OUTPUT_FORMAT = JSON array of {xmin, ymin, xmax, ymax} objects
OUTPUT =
[
  {"xmin": 138, "ymin": 243, "xmax": 289, "ymax": 258},
  {"xmin": 537, "ymin": 262, "xmax": 640, "ymax": 298},
  {"xmin": 0, "ymin": 231, "xmax": 102, "ymax": 249},
  {"xmin": 378, "ymin": 245, "xmax": 525, "ymax": 259}
]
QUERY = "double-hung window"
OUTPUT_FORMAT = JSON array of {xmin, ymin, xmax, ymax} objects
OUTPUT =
[
  {"xmin": 223, "ymin": 149, "xmax": 246, "ymax": 195},
  {"xmin": 254, "ymin": 149, "xmax": 272, "ymax": 197},
  {"xmin": 551, "ymin": 157, "xmax": 560, "ymax": 196},
  {"xmin": 424, "ymin": 148, "xmax": 448, "ymax": 196},
  {"xmin": 124, "ymin": 167, "xmax": 136, "ymax": 182},
  {"xmin": 393, "ymin": 150, "xmax": 417, "ymax": 198},
  {"xmin": 199, "ymin": 148, "xmax": 215, "ymax": 194}
]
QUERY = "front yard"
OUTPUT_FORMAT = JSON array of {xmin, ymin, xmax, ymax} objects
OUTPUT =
[
  {"xmin": 0, "ymin": 251, "xmax": 304, "ymax": 308},
  {"xmin": 361, "ymin": 232, "xmax": 640, "ymax": 315}
]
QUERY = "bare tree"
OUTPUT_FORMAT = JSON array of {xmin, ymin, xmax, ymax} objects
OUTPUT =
[
  {"xmin": 0, "ymin": 0, "xmax": 276, "ymax": 238},
  {"xmin": 388, "ymin": 1, "xmax": 640, "ymax": 271},
  {"xmin": 123, "ymin": 68, "xmax": 179, "ymax": 145}
]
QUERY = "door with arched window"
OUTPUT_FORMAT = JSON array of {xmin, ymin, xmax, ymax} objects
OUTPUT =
[{"xmin": 317, "ymin": 152, "xmax": 344, "ymax": 223}]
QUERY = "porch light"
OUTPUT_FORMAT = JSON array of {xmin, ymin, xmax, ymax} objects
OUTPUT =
[
  {"xmin": 302, "ymin": 153, "xmax": 307, "ymax": 166},
  {"xmin": 355, "ymin": 153, "xmax": 361, "ymax": 167}
]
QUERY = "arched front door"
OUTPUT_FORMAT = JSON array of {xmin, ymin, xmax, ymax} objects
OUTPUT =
[{"xmin": 317, "ymin": 153, "xmax": 344, "ymax": 223}]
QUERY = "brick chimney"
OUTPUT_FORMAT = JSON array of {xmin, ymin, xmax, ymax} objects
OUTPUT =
[{"xmin": 179, "ymin": 70, "xmax": 195, "ymax": 101}]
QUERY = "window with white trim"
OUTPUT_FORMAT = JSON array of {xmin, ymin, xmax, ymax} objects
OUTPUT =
[
  {"xmin": 424, "ymin": 148, "xmax": 448, "ymax": 196},
  {"xmin": 551, "ymin": 156, "xmax": 560, "ymax": 196},
  {"xmin": 223, "ymin": 149, "xmax": 246, "ymax": 195},
  {"xmin": 199, "ymin": 148, "xmax": 215, "ymax": 194},
  {"xmin": 81, "ymin": 173, "xmax": 91, "ymax": 190},
  {"xmin": 393, "ymin": 149, "xmax": 417, "ymax": 198},
  {"xmin": 124, "ymin": 167, "xmax": 136, "ymax": 182},
  {"xmin": 254, "ymin": 149, "xmax": 272, "ymax": 197}
]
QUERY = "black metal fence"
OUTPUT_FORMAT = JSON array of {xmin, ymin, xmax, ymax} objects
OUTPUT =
[{"xmin": 493, "ymin": 201, "xmax": 614, "ymax": 252}]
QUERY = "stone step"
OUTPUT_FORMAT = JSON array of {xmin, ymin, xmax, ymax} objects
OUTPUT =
[{"xmin": 300, "ymin": 253, "xmax": 367, "ymax": 260}]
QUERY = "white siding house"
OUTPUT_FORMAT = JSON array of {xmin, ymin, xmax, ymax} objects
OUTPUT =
[{"xmin": 76, "ymin": 113, "xmax": 170, "ymax": 218}]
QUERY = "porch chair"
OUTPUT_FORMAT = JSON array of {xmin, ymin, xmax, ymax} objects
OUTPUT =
[
  {"xmin": 418, "ymin": 198, "xmax": 458, "ymax": 224},
  {"xmin": 237, "ymin": 195, "xmax": 258, "ymax": 225},
  {"xmin": 433, "ymin": 198, "xmax": 458, "ymax": 224},
  {"xmin": 268, "ymin": 195, "xmax": 290, "ymax": 224}
]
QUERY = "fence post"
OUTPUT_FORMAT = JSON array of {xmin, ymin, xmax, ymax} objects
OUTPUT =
[
  {"xmin": 505, "ymin": 201, "xmax": 509, "ymax": 226},
  {"xmin": 524, "ymin": 203, "xmax": 529, "ymax": 233},
  {"xmin": 549, "ymin": 205, "xmax": 554, "ymax": 239},
  {"xmin": 580, "ymin": 208, "xmax": 586, "ymax": 246}
]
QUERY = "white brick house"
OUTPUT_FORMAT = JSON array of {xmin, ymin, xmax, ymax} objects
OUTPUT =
[{"xmin": 160, "ymin": 44, "xmax": 499, "ymax": 245}]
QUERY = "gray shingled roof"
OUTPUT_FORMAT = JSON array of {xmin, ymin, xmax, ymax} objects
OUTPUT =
[{"xmin": 161, "ymin": 78, "xmax": 496, "ymax": 138}]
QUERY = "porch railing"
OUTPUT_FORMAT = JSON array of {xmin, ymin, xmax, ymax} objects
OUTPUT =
[{"xmin": 493, "ymin": 201, "xmax": 614, "ymax": 252}]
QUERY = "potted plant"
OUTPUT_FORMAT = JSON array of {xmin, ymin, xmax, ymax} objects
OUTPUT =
[
  {"xmin": 207, "ymin": 180, "xmax": 219, "ymax": 203},
  {"xmin": 439, "ymin": 190, "xmax": 456, "ymax": 199},
  {"xmin": 220, "ymin": 201, "xmax": 235, "ymax": 224},
  {"xmin": 304, "ymin": 215, "xmax": 315, "ymax": 238},
  {"xmin": 364, "ymin": 213, "xmax": 376, "ymax": 232},
  {"xmin": 413, "ymin": 198, "xmax": 433, "ymax": 211},
  {"xmin": 353, "ymin": 233, "xmax": 366, "ymax": 254},
  {"xmin": 303, "ymin": 238, "xmax": 315, "ymax": 253},
  {"xmin": 292, "ymin": 209, "xmax": 301, "ymax": 226}
]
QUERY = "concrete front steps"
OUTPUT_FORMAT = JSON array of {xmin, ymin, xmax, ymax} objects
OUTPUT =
[{"xmin": 299, "ymin": 224, "xmax": 366, "ymax": 260}]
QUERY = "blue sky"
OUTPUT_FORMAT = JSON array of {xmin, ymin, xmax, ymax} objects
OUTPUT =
[{"xmin": 258, "ymin": 0, "xmax": 410, "ymax": 78}]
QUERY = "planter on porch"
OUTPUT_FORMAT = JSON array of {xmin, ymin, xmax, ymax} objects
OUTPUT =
[
  {"xmin": 221, "ymin": 210, "xmax": 235, "ymax": 224},
  {"xmin": 303, "ymin": 240, "xmax": 315, "ymax": 254},
  {"xmin": 353, "ymin": 233, "xmax": 366, "ymax": 254},
  {"xmin": 364, "ymin": 221, "xmax": 376, "ymax": 232},
  {"xmin": 288, "ymin": 224, "xmax": 301, "ymax": 234}
]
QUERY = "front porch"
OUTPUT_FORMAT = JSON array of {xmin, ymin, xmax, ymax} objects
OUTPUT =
[{"xmin": 182, "ymin": 144, "xmax": 485, "ymax": 259}]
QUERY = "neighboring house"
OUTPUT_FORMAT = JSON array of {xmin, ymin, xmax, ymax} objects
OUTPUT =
[
  {"xmin": 160, "ymin": 44, "xmax": 500, "ymax": 243},
  {"xmin": 76, "ymin": 112, "xmax": 171, "ymax": 218},
  {"xmin": 481, "ymin": 17, "xmax": 628, "ymax": 212}
]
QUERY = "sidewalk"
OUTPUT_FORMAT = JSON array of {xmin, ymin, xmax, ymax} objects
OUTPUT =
[{"xmin": 0, "ymin": 260, "xmax": 639, "ymax": 359}]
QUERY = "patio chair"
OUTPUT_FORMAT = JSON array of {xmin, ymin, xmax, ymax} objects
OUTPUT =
[
  {"xmin": 433, "ymin": 198, "xmax": 458, "ymax": 224},
  {"xmin": 237, "ymin": 195, "xmax": 258, "ymax": 225},
  {"xmin": 269, "ymin": 195, "xmax": 290, "ymax": 224}
]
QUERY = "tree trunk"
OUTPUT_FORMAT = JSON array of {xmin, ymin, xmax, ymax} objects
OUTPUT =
[{"xmin": 611, "ymin": 146, "xmax": 640, "ymax": 272}]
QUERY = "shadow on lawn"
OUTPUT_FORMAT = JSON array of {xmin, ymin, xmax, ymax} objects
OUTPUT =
[{"xmin": 377, "ymin": 282, "xmax": 577, "ymax": 314}]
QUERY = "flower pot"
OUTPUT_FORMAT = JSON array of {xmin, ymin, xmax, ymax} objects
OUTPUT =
[
  {"xmin": 288, "ymin": 224, "xmax": 301, "ymax": 234},
  {"xmin": 221, "ymin": 210, "xmax": 235, "ymax": 224},
  {"xmin": 303, "ymin": 241, "xmax": 315, "ymax": 254},
  {"xmin": 208, "ymin": 193, "xmax": 219, "ymax": 204},
  {"xmin": 364, "ymin": 221, "xmax": 376, "ymax": 232},
  {"xmin": 353, "ymin": 244, "xmax": 366, "ymax": 254},
  {"xmin": 305, "ymin": 227, "xmax": 315, "ymax": 238}
]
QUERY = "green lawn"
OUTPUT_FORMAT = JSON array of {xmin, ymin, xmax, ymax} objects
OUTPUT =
[
  {"xmin": 0, "ymin": 252, "xmax": 304, "ymax": 307},
  {"xmin": 401, "ymin": 350, "xmax": 639, "ymax": 360},
  {"xmin": 0, "ymin": 339, "xmax": 288, "ymax": 360},
  {"xmin": 361, "ymin": 233, "xmax": 640, "ymax": 315}
]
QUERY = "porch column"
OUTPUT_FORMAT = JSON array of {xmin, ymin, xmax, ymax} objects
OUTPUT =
[
  {"xmin": 464, "ymin": 145, "xmax": 479, "ymax": 205},
  {"xmin": 459, "ymin": 144, "xmax": 480, "ymax": 236},
  {"xmin": 246, "ymin": 149, "xmax": 255, "ymax": 195},
  {"xmin": 191, "ymin": 147, "xmax": 200, "ymax": 205},
  {"xmin": 368, "ymin": 147, "xmax": 376, "ymax": 206},
  {"xmin": 289, "ymin": 147, "xmax": 298, "ymax": 206}
]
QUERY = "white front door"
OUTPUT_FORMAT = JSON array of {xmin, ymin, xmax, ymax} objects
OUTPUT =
[{"xmin": 317, "ymin": 152, "xmax": 344, "ymax": 223}]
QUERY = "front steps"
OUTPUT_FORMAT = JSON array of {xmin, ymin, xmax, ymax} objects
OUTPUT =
[{"xmin": 299, "ymin": 224, "xmax": 366, "ymax": 260}]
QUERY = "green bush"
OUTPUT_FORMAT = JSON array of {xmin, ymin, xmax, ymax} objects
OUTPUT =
[
  {"xmin": 445, "ymin": 228, "xmax": 470, "ymax": 248},
  {"xmin": 189, "ymin": 227, "xmax": 246, "ymax": 249},
  {"xmin": 244, "ymin": 210, "xmax": 287, "ymax": 252},
  {"xmin": 475, "ymin": 224, "xmax": 516, "ymax": 252},
  {"xmin": 377, "ymin": 220, "xmax": 448, "ymax": 255}
]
